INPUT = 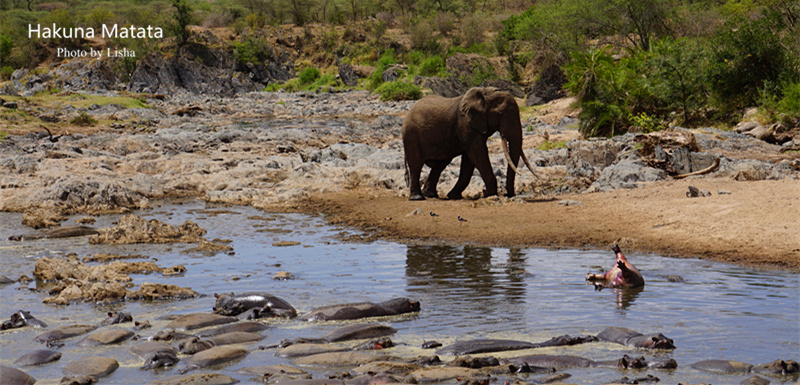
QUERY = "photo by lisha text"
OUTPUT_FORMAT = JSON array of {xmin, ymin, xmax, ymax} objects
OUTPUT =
[{"xmin": 29, "ymin": 23, "xmax": 163, "ymax": 59}]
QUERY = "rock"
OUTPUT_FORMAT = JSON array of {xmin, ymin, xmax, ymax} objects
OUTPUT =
[
  {"xmin": 741, "ymin": 375, "xmax": 771, "ymax": 385},
  {"xmin": 22, "ymin": 207, "xmax": 67, "ymax": 229},
  {"xmin": 9, "ymin": 225, "xmax": 99, "ymax": 241},
  {"xmin": 150, "ymin": 373, "xmax": 240, "ymax": 385},
  {"xmin": 0, "ymin": 365, "xmax": 36, "ymax": 385},
  {"xmin": 76, "ymin": 329, "xmax": 134, "ymax": 346},
  {"xmin": 14, "ymin": 350, "xmax": 62, "ymax": 366},
  {"xmin": 735, "ymin": 121, "xmax": 760, "ymax": 133},
  {"xmin": 0, "ymin": 274, "xmax": 14, "ymax": 284},
  {"xmin": 567, "ymin": 139, "xmax": 621, "ymax": 168},
  {"xmin": 165, "ymin": 313, "xmax": 238, "ymax": 331},
  {"xmin": 353, "ymin": 361, "xmax": 420, "ymax": 376},
  {"xmin": 323, "ymin": 324, "xmax": 397, "ymax": 342},
  {"xmin": 184, "ymin": 240, "xmax": 233, "ymax": 254},
  {"xmin": 273, "ymin": 271, "xmax": 295, "ymax": 280},
  {"xmin": 236, "ymin": 364, "xmax": 308, "ymax": 376},
  {"xmin": 589, "ymin": 158, "xmax": 667, "ymax": 192},
  {"xmin": 273, "ymin": 241, "xmax": 301, "ymax": 247},
  {"xmin": 278, "ymin": 343, "xmax": 351, "ymax": 358},
  {"xmin": 83, "ymin": 253, "xmax": 149, "ymax": 262},
  {"xmin": 89, "ymin": 214, "xmax": 206, "ymax": 244},
  {"xmin": 557, "ymin": 200, "xmax": 583, "ymax": 206},
  {"xmin": 59, "ymin": 375, "xmax": 97, "ymax": 385},
  {"xmin": 338, "ymin": 63, "xmax": 358, "ymax": 87},
  {"xmin": 407, "ymin": 367, "xmax": 481, "ymax": 383},
  {"xmin": 417, "ymin": 76, "xmax": 467, "ymax": 98},
  {"xmin": 127, "ymin": 282, "xmax": 198, "ymax": 300},
  {"xmin": 526, "ymin": 65, "xmax": 567, "ymax": 106},
  {"xmin": 62, "ymin": 356, "xmax": 119, "ymax": 378}
]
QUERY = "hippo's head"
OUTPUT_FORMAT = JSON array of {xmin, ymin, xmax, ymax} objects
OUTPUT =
[
  {"xmin": 213, "ymin": 293, "xmax": 244, "ymax": 316},
  {"xmin": 646, "ymin": 333, "xmax": 675, "ymax": 349},
  {"xmin": 142, "ymin": 351, "xmax": 179, "ymax": 370},
  {"xmin": 754, "ymin": 359, "xmax": 800, "ymax": 375},
  {"xmin": 101, "ymin": 311, "xmax": 133, "ymax": 326},
  {"xmin": 178, "ymin": 337, "xmax": 212, "ymax": 355},
  {"xmin": 382, "ymin": 297, "xmax": 421, "ymax": 313},
  {"xmin": 619, "ymin": 355, "xmax": 648, "ymax": 369}
]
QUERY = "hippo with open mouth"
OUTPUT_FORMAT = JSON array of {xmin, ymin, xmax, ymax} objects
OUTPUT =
[
  {"xmin": 213, "ymin": 292, "xmax": 297, "ymax": 318},
  {"xmin": 586, "ymin": 244, "xmax": 645, "ymax": 288}
]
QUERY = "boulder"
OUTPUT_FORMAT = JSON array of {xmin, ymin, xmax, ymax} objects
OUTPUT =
[
  {"xmin": 62, "ymin": 356, "xmax": 119, "ymax": 378},
  {"xmin": 89, "ymin": 214, "xmax": 206, "ymax": 244},
  {"xmin": 338, "ymin": 63, "xmax": 358, "ymax": 87},
  {"xmin": 590, "ymin": 158, "xmax": 667, "ymax": 192},
  {"xmin": 150, "ymin": 373, "xmax": 240, "ymax": 385},
  {"xmin": 0, "ymin": 365, "xmax": 36, "ymax": 385},
  {"xmin": 526, "ymin": 64, "xmax": 567, "ymax": 106}
]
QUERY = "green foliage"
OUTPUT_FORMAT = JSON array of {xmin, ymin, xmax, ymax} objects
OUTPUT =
[
  {"xmin": 406, "ymin": 16, "xmax": 441, "ymax": 54},
  {"xmin": 419, "ymin": 55, "xmax": 445, "ymax": 77},
  {"xmin": 231, "ymin": 38, "xmax": 270, "ymax": 64},
  {"xmin": 458, "ymin": 60, "xmax": 497, "ymax": 87},
  {"xmin": 779, "ymin": 82, "xmax": 800, "ymax": 115},
  {"xmin": 536, "ymin": 140, "xmax": 568, "ymax": 151},
  {"xmin": 0, "ymin": 34, "xmax": 12, "ymax": 66},
  {"xmin": 377, "ymin": 50, "xmax": 398, "ymax": 67},
  {"xmin": 298, "ymin": 66, "xmax": 321, "ymax": 85},
  {"xmin": 706, "ymin": 12, "xmax": 795, "ymax": 111},
  {"xmin": 169, "ymin": 0, "xmax": 194, "ymax": 46},
  {"xmin": 374, "ymin": 81, "xmax": 421, "ymax": 101}
]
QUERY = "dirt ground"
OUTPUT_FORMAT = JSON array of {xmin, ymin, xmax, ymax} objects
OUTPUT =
[{"xmin": 293, "ymin": 178, "xmax": 800, "ymax": 272}]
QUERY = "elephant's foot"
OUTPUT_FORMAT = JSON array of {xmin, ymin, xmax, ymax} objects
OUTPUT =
[
  {"xmin": 422, "ymin": 189, "xmax": 439, "ymax": 199},
  {"xmin": 446, "ymin": 191, "xmax": 463, "ymax": 200},
  {"xmin": 409, "ymin": 193, "xmax": 426, "ymax": 201}
]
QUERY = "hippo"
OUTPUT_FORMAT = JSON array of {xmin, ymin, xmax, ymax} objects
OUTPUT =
[
  {"xmin": 179, "ymin": 345, "xmax": 249, "ymax": 374},
  {"xmin": 196, "ymin": 321, "xmax": 268, "ymax": 337},
  {"xmin": 691, "ymin": 359, "xmax": 799, "ymax": 376},
  {"xmin": 298, "ymin": 297, "xmax": 420, "ymax": 321},
  {"xmin": 99, "ymin": 311, "xmax": 133, "ymax": 326},
  {"xmin": 14, "ymin": 350, "xmax": 62, "ymax": 366},
  {"xmin": 178, "ymin": 331, "xmax": 265, "ymax": 354},
  {"xmin": 279, "ymin": 324, "xmax": 397, "ymax": 348},
  {"xmin": 34, "ymin": 324, "xmax": 96, "ymax": 345},
  {"xmin": 130, "ymin": 341, "xmax": 180, "ymax": 370},
  {"xmin": 597, "ymin": 327, "xmax": 675, "ymax": 349},
  {"xmin": 506, "ymin": 354, "xmax": 677, "ymax": 371},
  {"xmin": 8, "ymin": 225, "xmax": 98, "ymax": 241},
  {"xmin": 436, "ymin": 335, "xmax": 598, "ymax": 355},
  {"xmin": 2, "ymin": 310, "xmax": 48, "ymax": 330},
  {"xmin": 586, "ymin": 244, "xmax": 645, "ymax": 288},
  {"xmin": 0, "ymin": 274, "xmax": 14, "ymax": 284},
  {"xmin": 0, "ymin": 365, "xmax": 36, "ymax": 385},
  {"xmin": 213, "ymin": 292, "xmax": 297, "ymax": 318}
]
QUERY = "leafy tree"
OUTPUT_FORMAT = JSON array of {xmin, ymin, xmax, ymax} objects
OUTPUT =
[{"xmin": 170, "ymin": 0, "xmax": 193, "ymax": 46}]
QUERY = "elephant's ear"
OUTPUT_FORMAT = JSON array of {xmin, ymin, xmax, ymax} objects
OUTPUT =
[{"xmin": 459, "ymin": 87, "xmax": 487, "ymax": 117}]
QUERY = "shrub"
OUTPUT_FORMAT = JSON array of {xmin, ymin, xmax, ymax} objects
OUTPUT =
[
  {"xmin": 298, "ymin": 66, "xmax": 321, "ymax": 85},
  {"xmin": 375, "ymin": 81, "xmax": 422, "ymax": 101},
  {"xmin": 231, "ymin": 38, "xmax": 270, "ymax": 64},
  {"xmin": 419, "ymin": 55, "xmax": 445, "ymax": 77},
  {"xmin": 779, "ymin": 82, "xmax": 800, "ymax": 116},
  {"xmin": 459, "ymin": 13, "xmax": 486, "ymax": 49},
  {"xmin": 70, "ymin": 111, "xmax": 97, "ymax": 127}
]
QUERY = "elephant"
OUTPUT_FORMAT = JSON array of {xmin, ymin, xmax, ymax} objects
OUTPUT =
[{"xmin": 402, "ymin": 87, "xmax": 536, "ymax": 201}]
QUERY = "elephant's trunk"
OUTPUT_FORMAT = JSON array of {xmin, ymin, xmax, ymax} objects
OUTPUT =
[{"xmin": 501, "ymin": 138, "xmax": 521, "ymax": 175}]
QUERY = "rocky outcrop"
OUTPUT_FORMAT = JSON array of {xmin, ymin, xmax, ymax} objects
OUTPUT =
[
  {"xmin": 89, "ymin": 214, "xmax": 206, "ymax": 244},
  {"xmin": 526, "ymin": 64, "xmax": 567, "ymax": 106}
]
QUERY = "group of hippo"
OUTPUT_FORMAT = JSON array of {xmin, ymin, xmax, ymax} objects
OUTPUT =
[{"xmin": 1, "ymin": 246, "xmax": 797, "ymax": 385}]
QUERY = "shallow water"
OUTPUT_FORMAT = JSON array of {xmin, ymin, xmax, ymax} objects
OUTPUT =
[{"xmin": 0, "ymin": 200, "xmax": 798, "ymax": 384}]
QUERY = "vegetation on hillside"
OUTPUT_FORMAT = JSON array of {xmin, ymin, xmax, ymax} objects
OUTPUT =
[{"xmin": 1, "ymin": 0, "xmax": 798, "ymax": 136}]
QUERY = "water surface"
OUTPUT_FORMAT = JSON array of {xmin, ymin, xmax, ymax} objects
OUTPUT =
[{"xmin": 0, "ymin": 200, "xmax": 797, "ymax": 384}]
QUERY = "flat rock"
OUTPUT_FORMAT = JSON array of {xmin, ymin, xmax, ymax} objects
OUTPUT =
[
  {"xmin": 292, "ymin": 351, "xmax": 394, "ymax": 367},
  {"xmin": 278, "ymin": 343, "xmax": 351, "ymax": 358},
  {"xmin": 165, "ymin": 313, "xmax": 237, "ymax": 330},
  {"xmin": 323, "ymin": 324, "xmax": 397, "ymax": 342},
  {"xmin": 62, "ymin": 356, "xmax": 119, "ymax": 378},
  {"xmin": 183, "ymin": 345, "xmax": 248, "ymax": 370},
  {"xmin": 14, "ymin": 349, "xmax": 62, "ymax": 366},
  {"xmin": 0, "ymin": 365, "xmax": 36, "ymax": 385},
  {"xmin": 353, "ymin": 361, "xmax": 420, "ymax": 375},
  {"xmin": 407, "ymin": 367, "xmax": 481, "ymax": 383},
  {"xmin": 150, "ymin": 373, "xmax": 240, "ymax": 385},
  {"xmin": 89, "ymin": 214, "xmax": 206, "ymax": 244},
  {"xmin": 77, "ymin": 329, "xmax": 134, "ymax": 346}
]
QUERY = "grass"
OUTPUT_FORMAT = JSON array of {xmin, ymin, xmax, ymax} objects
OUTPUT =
[{"xmin": 536, "ymin": 140, "xmax": 568, "ymax": 151}]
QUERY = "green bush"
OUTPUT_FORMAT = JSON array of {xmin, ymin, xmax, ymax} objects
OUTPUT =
[
  {"xmin": 375, "ymin": 81, "xmax": 421, "ymax": 101},
  {"xmin": 298, "ymin": 66, "xmax": 321, "ymax": 85},
  {"xmin": 707, "ymin": 13, "xmax": 794, "ymax": 111},
  {"xmin": 779, "ymin": 82, "xmax": 800, "ymax": 115},
  {"xmin": 232, "ymin": 38, "xmax": 270, "ymax": 64},
  {"xmin": 419, "ymin": 55, "xmax": 445, "ymax": 77}
]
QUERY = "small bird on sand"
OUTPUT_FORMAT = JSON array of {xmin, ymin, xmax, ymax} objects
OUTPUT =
[
  {"xmin": 429, "ymin": 211, "xmax": 438, "ymax": 217},
  {"xmin": 457, "ymin": 215, "xmax": 467, "ymax": 222}
]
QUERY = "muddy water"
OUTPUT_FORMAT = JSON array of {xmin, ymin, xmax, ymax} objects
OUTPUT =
[{"xmin": 0, "ymin": 200, "xmax": 798, "ymax": 384}]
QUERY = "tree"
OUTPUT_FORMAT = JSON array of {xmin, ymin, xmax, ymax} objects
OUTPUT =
[{"xmin": 170, "ymin": 0, "xmax": 193, "ymax": 46}]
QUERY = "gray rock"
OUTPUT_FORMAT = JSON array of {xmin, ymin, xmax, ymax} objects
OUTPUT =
[
  {"xmin": 0, "ymin": 365, "xmax": 36, "ymax": 385},
  {"xmin": 558, "ymin": 200, "xmax": 583, "ymax": 206},
  {"xmin": 14, "ymin": 350, "xmax": 62, "ymax": 366},
  {"xmin": 150, "ymin": 373, "xmax": 240, "ymax": 385},
  {"xmin": 590, "ymin": 158, "xmax": 667, "ymax": 192},
  {"xmin": 567, "ymin": 139, "xmax": 621, "ymax": 168},
  {"xmin": 526, "ymin": 64, "xmax": 567, "ymax": 106},
  {"xmin": 338, "ymin": 63, "xmax": 358, "ymax": 87}
]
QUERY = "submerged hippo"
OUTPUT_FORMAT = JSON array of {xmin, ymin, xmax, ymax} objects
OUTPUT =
[
  {"xmin": 436, "ymin": 335, "xmax": 598, "ymax": 355},
  {"xmin": 586, "ymin": 244, "xmax": 645, "ymax": 288},
  {"xmin": 0, "ymin": 365, "xmax": 36, "ymax": 385},
  {"xmin": 691, "ymin": 359, "xmax": 799, "ymax": 376},
  {"xmin": 8, "ymin": 225, "xmax": 98, "ymax": 241},
  {"xmin": 178, "ymin": 331, "xmax": 265, "ymax": 354},
  {"xmin": 298, "ymin": 297, "xmax": 420, "ymax": 321},
  {"xmin": 597, "ymin": 327, "xmax": 675, "ymax": 349},
  {"xmin": 14, "ymin": 350, "xmax": 62, "ymax": 366},
  {"xmin": 2, "ymin": 310, "xmax": 48, "ymax": 330},
  {"xmin": 506, "ymin": 354, "xmax": 677, "ymax": 371},
  {"xmin": 99, "ymin": 311, "xmax": 133, "ymax": 326},
  {"xmin": 130, "ymin": 341, "xmax": 180, "ymax": 370},
  {"xmin": 213, "ymin": 292, "xmax": 297, "ymax": 318},
  {"xmin": 180, "ymin": 345, "xmax": 249, "ymax": 374}
]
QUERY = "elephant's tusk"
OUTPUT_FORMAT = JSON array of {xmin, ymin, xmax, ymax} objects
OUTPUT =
[
  {"xmin": 502, "ymin": 138, "xmax": 522, "ymax": 175},
  {"xmin": 520, "ymin": 148, "xmax": 538, "ymax": 178}
]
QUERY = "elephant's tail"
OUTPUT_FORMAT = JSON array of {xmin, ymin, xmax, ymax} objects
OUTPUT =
[{"xmin": 403, "ymin": 159, "xmax": 410, "ymax": 188}]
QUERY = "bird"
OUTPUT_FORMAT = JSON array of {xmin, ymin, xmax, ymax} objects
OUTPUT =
[
  {"xmin": 457, "ymin": 215, "xmax": 467, "ymax": 222},
  {"xmin": 429, "ymin": 211, "xmax": 438, "ymax": 217}
]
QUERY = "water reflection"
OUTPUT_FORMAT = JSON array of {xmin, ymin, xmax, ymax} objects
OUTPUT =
[
  {"xmin": 589, "ymin": 283, "xmax": 643, "ymax": 311},
  {"xmin": 405, "ymin": 245, "xmax": 526, "ymax": 317}
]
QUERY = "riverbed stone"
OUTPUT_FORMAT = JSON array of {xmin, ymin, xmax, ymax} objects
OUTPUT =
[
  {"xmin": 353, "ymin": 361, "xmax": 421, "ymax": 375},
  {"xmin": 406, "ymin": 366, "xmax": 482, "ymax": 383},
  {"xmin": 0, "ymin": 365, "xmax": 36, "ymax": 385},
  {"xmin": 0, "ymin": 274, "xmax": 14, "ymax": 284},
  {"xmin": 131, "ymin": 341, "xmax": 177, "ymax": 359},
  {"xmin": 62, "ymin": 356, "xmax": 119, "ymax": 378},
  {"xmin": 89, "ymin": 214, "xmax": 207, "ymax": 244},
  {"xmin": 183, "ymin": 345, "xmax": 249, "ymax": 370},
  {"xmin": 127, "ymin": 282, "xmax": 198, "ymax": 300},
  {"xmin": 278, "ymin": 343, "xmax": 352, "ymax": 358},
  {"xmin": 236, "ymin": 364, "xmax": 308, "ymax": 376}
]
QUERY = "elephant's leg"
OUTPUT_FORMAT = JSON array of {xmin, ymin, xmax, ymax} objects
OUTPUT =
[
  {"xmin": 468, "ymin": 143, "xmax": 498, "ymax": 197},
  {"xmin": 447, "ymin": 155, "xmax": 474, "ymax": 200},
  {"xmin": 505, "ymin": 163, "xmax": 518, "ymax": 197},
  {"xmin": 422, "ymin": 160, "xmax": 449, "ymax": 198},
  {"xmin": 405, "ymin": 156, "xmax": 426, "ymax": 201}
]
